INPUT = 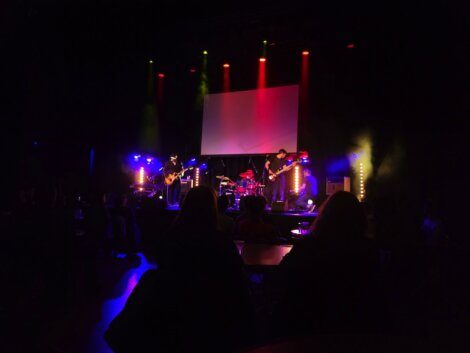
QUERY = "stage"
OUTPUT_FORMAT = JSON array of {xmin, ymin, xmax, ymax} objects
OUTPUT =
[{"xmin": 162, "ymin": 204, "xmax": 317, "ymax": 239}]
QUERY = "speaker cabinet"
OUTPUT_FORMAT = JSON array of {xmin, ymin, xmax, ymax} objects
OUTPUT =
[
  {"xmin": 271, "ymin": 200, "xmax": 288, "ymax": 212},
  {"xmin": 326, "ymin": 177, "xmax": 350, "ymax": 195}
]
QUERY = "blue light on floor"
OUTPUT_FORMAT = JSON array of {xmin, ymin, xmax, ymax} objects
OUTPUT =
[{"xmin": 85, "ymin": 253, "xmax": 156, "ymax": 353}]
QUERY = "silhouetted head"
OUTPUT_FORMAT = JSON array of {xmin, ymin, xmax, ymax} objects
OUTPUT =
[
  {"xmin": 174, "ymin": 186, "xmax": 218, "ymax": 232},
  {"xmin": 310, "ymin": 191, "xmax": 366, "ymax": 242},
  {"xmin": 245, "ymin": 196, "xmax": 266, "ymax": 220},
  {"xmin": 217, "ymin": 194, "xmax": 230, "ymax": 213}
]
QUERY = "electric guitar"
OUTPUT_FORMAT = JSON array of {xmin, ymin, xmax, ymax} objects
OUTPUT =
[
  {"xmin": 164, "ymin": 167, "xmax": 193, "ymax": 186},
  {"xmin": 268, "ymin": 160, "xmax": 299, "ymax": 182}
]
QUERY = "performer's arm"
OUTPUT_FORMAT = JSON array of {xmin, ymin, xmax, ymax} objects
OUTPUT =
[{"xmin": 265, "ymin": 160, "xmax": 274, "ymax": 175}]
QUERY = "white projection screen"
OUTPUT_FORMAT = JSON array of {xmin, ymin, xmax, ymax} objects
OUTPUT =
[{"xmin": 201, "ymin": 85, "xmax": 299, "ymax": 155}]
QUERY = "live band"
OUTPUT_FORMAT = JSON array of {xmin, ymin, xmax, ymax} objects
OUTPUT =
[{"xmin": 155, "ymin": 149, "xmax": 317, "ymax": 211}]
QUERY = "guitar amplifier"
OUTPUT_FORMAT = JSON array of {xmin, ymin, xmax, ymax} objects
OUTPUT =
[
  {"xmin": 180, "ymin": 178, "xmax": 193, "ymax": 192},
  {"xmin": 179, "ymin": 178, "xmax": 193, "ymax": 205}
]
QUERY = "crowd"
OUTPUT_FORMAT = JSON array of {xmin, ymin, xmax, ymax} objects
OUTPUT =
[{"xmin": 0, "ymin": 184, "xmax": 452, "ymax": 353}]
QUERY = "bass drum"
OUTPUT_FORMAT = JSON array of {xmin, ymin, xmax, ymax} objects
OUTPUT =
[{"xmin": 235, "ymin": 186, "xmax": 246, "ymax": 195}]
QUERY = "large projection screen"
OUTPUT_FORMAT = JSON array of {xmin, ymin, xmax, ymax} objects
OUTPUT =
[{"xmin": 201, "ymin": 85, "xmax": 299, "ymax": 155}]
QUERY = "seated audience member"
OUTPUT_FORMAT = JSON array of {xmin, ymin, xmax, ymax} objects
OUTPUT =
[
  {"xmin": 238, "ymin": 196, "xmax": 278, "ymax": 244},
  {"xmin": 105, "ymin": 186, "xmax": 255, "ymax": 353},
  {"xmin": 272, "ymin": 191, "xmax": 390, "ymax": 337},
  {"xmin": 295, "ymin": 168, "xmax": 318, "ymax": 211}
]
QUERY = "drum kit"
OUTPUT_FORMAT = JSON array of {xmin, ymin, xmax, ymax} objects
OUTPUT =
[{"xmin": 216, "ymin": 169, "xmax": 265, "ymax": 200}]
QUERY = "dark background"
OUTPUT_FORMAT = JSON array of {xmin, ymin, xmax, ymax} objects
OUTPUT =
[{"xmin": 1, "ymin": 1, "xmax": 468, "ymax": 239}]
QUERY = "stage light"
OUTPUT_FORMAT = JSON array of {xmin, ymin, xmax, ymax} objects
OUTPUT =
[
  {"xmin": 190, "ymin": 68, "xmax": 197, "ymax": 73},
  {"xmin": 263, "ymin": 40, "xmax": 268, "ymax": 44},
  {"xmin": 149, "ymin": 60, "xmax": 153, "ymax": 64},
  {"xmin": 137, "ymin": 167, "xmax": 145, "ymax": 185},
  {"xmin": 146, "ymin": 158, "xmax": 152, "ymax": 164},
  {"xmin": 347, "ymin": 43, "xmax": 355, "ymax": 49},
  {"xmin": 302, "ymin": 50, "xmax": 310, "ymax": 56},
  {"xmin": 158, "ymin": 195, "xmax": 163, "ymax": 200},
  {"xmin": 348, "ymin": 132, "xmax": 372, "ymax": 202},
  {"xmin": 294, "ymin": 165, "xmax": 301, "ymax": 193},
  {"xmin": 133, "ymin": 154, "xmax": 141, "ymax": 161},
  {"xmin": 203, "ymin": 50, "xmax": 208, "ymax": 55},
  {"xmin": 158, "ymin": 73, "xmax": 165, "ymax": 78},
  {"xmin": 223, "ymin": 63, "xmax": 230, "ymax": 68},
  {"xmin": 359, "ymin": 162, "xmax": 365, "ymax": 201},
  {"xmin": 195, "ymin": 167, "xmax": 200, "ymax": 187},
  {"xmin": 259, "ymin": 57, "xmax": 266, "ymax": 62},
  {"xmin": 307, "ymin": 199, "xmax": 314, "ymax": 206}
]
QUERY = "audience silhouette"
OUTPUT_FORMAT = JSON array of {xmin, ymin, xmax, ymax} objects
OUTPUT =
[
  {"xmin": 272, "ymin": 191, "xmax": 390, "ymax": 337},
  {"xmin": 238, "ymin": 196, "xmax": 278, "ymax": 244},
  {"xmin": 105, "ymin": 186, "xmax": 256, "ymax": 353}
]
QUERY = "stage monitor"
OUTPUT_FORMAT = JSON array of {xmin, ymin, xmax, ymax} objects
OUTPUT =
[{"xmin": 201, "ymin": 85, "xmax": 299, "ymax": 155}]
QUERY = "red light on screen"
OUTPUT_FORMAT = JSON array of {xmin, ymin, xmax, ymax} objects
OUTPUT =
[
  {"xmin": 158, "ymin": 73, "xmax": 165, "ymax": 78},
  {"xmin": 259, "ymin": 57, "xmax": 266, "ymax": 62},
  {"xmin": 302, "ymin": 51, "xmax": 310, "ymax": 56},
  {"xmin": 223, "ymin": 63, "xmax": 230, "ymax": 68},
  {"xmin": 347, "ymin": 43, "xmax": 355, "ymax": 49}
]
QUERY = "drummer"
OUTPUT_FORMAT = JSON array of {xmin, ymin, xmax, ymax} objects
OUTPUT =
[{"xmin": 238, "ymin": 169, "xmax": 254, "ymax": 186}]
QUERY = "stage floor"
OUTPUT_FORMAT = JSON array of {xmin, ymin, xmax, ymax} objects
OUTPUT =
[
  {"xmin": 166, "ymin": 204, "xmax": 318, "ymax": 218},
  {"xmin": 164, "ymin": 204, "xmax": 317, "ymax": 238}
]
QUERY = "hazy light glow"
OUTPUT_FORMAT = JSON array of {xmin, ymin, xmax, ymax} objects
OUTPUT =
[{"xmin": 302, "ymin": 51, "xmax": 310, "ymax": 56}]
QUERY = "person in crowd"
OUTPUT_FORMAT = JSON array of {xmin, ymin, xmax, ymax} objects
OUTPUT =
[
  {"xmin": 217, "ymin": 194, "xmax": 235, "ymax": 236},
  {"xmin": 238, "ymin": 196, "xmax": 279, "ymax": 244},
  {"xmin": 105, "ymin": 186, "xmax": 256, "ymax": 353},
  {"xmin": 272, "ymin": 191, "xmax": 390, "ymax": 337}
]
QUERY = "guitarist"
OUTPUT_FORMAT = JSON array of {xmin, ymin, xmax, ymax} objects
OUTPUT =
[
  {"xmin": 164, "ymin": 153, "xmax": 184, "ymax": 206},
  {"xmin": 265, "ymin": 149, "xmax": 288, "ymax": 205}
]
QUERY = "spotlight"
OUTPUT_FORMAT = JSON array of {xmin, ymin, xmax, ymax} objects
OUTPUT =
[
  {"xmin": 302, "ymin": 50, "xmax": 310, "ymax": 56},
  {"xmin": 263, "ymin": 40, "xmax": 268, "ymax": 44},
  {"xmin": 203, "ymin": 50, "xmax": 208, "ymax": 55},
  {"xmin": 149, "ymin": 60, "xmax": 154, "ymax": 64},
  {"xmin": 347, "ymin": 43, "xmax": 355, "ymax": 49},
  {"xmin": 307, "ymin": 199, "xmax": 314, "ymax": 206},
  {"xmin": 223, "ymin": 63, "xmax": 230, "ymax": 68},
  {"xmin": 158, "ymin": 73, "xmax": 165, "ymax": 78},
  {"xmin": 259, "ymin": 57, "xmax": 266, "ymax": 62},
  {"xmin": 158, "ymin": 195, "xmax": 163, "ymax": 200}
]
